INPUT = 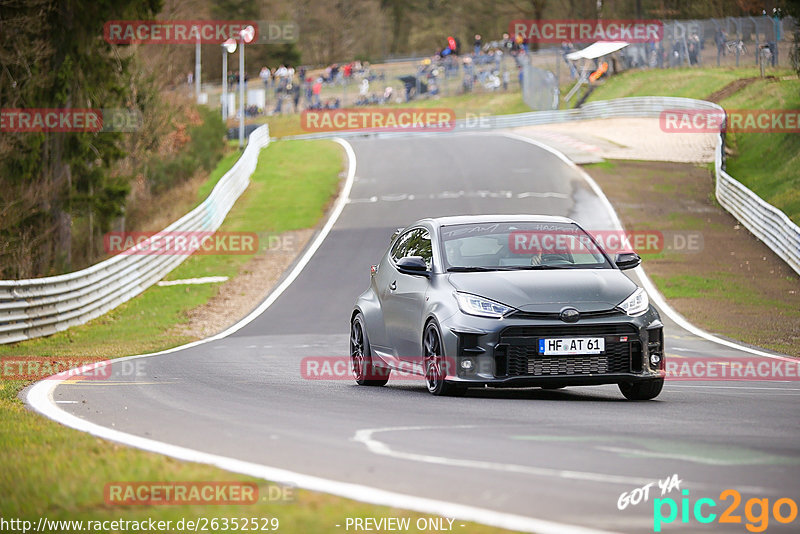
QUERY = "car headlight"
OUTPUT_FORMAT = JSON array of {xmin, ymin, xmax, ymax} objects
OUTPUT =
[
  {"xmin": 618, "ymin": 287, "xmax": 649, "ymax": 316},
  {"xmin": 455, "ymin": 292, "xmax": 514, "ymax": 318}
]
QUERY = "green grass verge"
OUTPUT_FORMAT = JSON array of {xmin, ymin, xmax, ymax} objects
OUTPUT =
[
  {"xmin": 583, "ymin": 160, "xmax": 617, "ymax": 171},
  {"xmin": 651, "ymin": 272, "xmax": 797, "ymax": 312},
  {"xmin": 585, "ymin": 67, "xmax": 766, "ymax": 101},
  {"xmin": 718, "ymin": 77, "xmax": 800, "ymax": 224}
]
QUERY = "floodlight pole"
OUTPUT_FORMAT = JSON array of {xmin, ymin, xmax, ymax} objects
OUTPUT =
[
  {"xmin": 222, "ymin": 47, "xmax": 228, "ymax": 121},
  {"xmin": 195, "ymin": 31, "xmax": 201, "ymax": 103},
  {"xmin": 238, "ymin": 36, "xmax": 246, "ymax": 149}
]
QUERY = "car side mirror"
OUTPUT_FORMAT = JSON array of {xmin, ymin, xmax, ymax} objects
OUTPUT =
[
  {"xmin": 615, "ymin": 251, "xmax": 641, "ymax": 270},
  {"xmin": 396, "ymin": 256, "xmax": 429, "ymax": 276}
]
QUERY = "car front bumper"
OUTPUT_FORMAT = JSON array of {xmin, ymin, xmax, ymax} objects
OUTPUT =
[{"xmin": 437, "ymin": 307, "xmax": 665, "ymax": 388}]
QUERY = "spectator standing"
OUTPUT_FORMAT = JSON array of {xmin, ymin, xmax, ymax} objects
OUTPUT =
[
  {"xmin": 291, "ymin": 81, "xmax": 301, "ymax": 112},
  {"xmin": 515, "ymin": 34, "xmax": 527, "ymax": 53},
  {"xmin": 715, "ymin": 28, "xmax": 726, "ymax": 65},
  {"xmin": 304, "ymin": 76, "xmax": 313, "ymax": 107},
  {"xmin": 766, "ymin": 10, "xmax": 780, "ymax": 66},
  {"xmin": 259, "ymin": 66, "xmax": 271, "ymax": 90},
  {"xmin": 461, "ymin": 56, "xmax": 474, "ymax": 92},
  {"xmin": 274, "ymin": 64, "xmax": 289, "ymax": 90},
  {"xmin": 473, "ymin": 34, "xmax": 482, "ymax": 55},
  {"xmin": 688, "ymin": 34, "xmax": 700, "ymax": 65},
  {"xmin": 312, "ymin": 78, "xmax": 322, "ymax": 107},
  {"xmin": 561, "ymin": 41, "xmax": 577, "ymax": 78},
  {"xmin": 501, "ymin": 32, "xmax": 513, "ymax": 55}
]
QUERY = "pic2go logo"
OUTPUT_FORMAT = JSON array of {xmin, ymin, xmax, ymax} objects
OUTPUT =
[{"xmin": 653, "ymin": 489, "xmax": 799, "ymax": 532}]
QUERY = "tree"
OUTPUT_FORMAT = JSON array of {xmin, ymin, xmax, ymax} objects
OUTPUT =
[{"xmin": 0, "ymin": 0, "xmax": 162, "ymax": 277}]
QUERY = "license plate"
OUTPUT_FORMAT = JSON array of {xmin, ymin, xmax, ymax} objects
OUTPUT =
[{"xmin": 539, "ymin": 337, "xmax": 605, "ymax": 355}]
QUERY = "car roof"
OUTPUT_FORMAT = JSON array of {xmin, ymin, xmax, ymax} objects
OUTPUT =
[{"xmin": 421, "ymin": 214, "xmax": 576, "ymax": 227}]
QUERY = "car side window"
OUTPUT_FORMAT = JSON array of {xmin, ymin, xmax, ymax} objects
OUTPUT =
[{"xmin": 390, "ymin": 229, "xmax": 433, "ymax": 269}]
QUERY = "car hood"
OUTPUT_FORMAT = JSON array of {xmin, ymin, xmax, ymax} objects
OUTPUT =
[{"xmin": 447, "ymin": 269, "xmax": 637, "ymax": 313}]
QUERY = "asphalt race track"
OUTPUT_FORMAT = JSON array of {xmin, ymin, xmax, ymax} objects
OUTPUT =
[{"xmin": 40, "ymin": 134, "xmax": 800, "ymax": 533}]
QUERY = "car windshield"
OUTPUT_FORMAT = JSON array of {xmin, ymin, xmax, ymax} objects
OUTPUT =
[{"xmin": 440, "ymin": 222, "xmax": 612, "ymax": 270}]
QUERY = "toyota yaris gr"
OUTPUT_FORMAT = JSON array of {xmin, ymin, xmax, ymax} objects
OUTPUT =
[{"xmin": 350, "ymin": 215, "xmax": 665, "ymax": 399}]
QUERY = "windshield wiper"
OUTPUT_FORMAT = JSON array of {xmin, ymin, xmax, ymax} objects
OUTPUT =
[
  {"xmin": 446, "ymin": 266, "xmax": 497, "ymax": 272},
  {"xmin": 500, "ymin": 264, "xmax": 572, "ymax": 270}
]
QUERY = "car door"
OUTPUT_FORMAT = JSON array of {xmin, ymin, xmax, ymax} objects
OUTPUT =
[{"xmin": 380, "ymin": 228, "xmax": 432, "ymax": 362}]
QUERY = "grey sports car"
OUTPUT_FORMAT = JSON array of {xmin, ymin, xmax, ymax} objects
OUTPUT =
[{"xmin": 350, "ymin": 215, "xmax": 665, "ymax": 400}]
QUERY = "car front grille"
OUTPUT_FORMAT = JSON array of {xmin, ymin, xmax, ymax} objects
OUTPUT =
[{"xmin": 496, "ymin": 324, "xmax": 641, "ymax": 378}]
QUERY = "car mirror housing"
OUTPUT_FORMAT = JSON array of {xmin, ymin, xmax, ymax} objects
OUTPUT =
[
  {"xmin": 615, "ymin": 251, "xmax": 641, "ymax": 270},
  {"xmin": 396, "ymin": 256, "xmax": 429, "ymax": 275}
]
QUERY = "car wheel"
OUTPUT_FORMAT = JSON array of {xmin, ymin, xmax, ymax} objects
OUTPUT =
[
  {"xmin": 423, "ymin": 322, "xmax": 465, "ymax": 397},
  {"xmin": 351, "ymin": 314, "xmax": 389, "ymax": 386},
  {"xmin": 619, "ymin": 378, "xmax": 663, "ymax": 400}
]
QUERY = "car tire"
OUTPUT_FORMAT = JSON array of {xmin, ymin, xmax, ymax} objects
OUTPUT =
[
  {"xmin": 351, "ymin": 313, "xmax": 390, "ymax": 386},
  {"xmin": 619, "ymin": 378, "xmax": 663, "ymax": 400},
  {"xmin": 423, "ymin": 322, "xmax": 466, "ymax": 397}
]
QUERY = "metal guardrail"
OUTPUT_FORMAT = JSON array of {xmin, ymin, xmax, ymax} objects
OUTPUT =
[
  {"xmin": 714, "ymin": 138, "xmax": 800, "ymax": 275},
  {"xmin": 288, "ymin": 96, "xmax": 800, "ymax": 276},
  {"xmin": 0, "ymin": 125, "xmax": 270, "ymax": 344}
]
